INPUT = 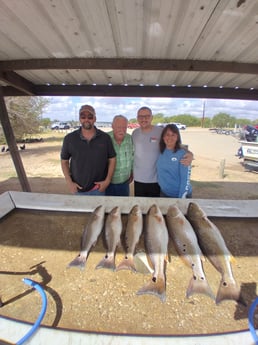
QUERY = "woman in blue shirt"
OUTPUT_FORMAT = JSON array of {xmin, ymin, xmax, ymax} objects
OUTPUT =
[{"xmin": 157, "ymin": 124, "xmax": 192, "ymax": 198}]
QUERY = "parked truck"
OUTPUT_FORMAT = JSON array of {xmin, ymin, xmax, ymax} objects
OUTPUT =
[{"xmin": 236, "ymin": 125, "xmax": 258, "ymax": 171}]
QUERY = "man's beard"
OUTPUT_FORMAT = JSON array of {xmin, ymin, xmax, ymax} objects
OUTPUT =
[{"xmin": 82, "ymin": 122, "xmax": 93, "ymax": 130}]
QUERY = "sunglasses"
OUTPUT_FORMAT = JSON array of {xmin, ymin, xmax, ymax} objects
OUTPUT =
[
  {"xmin": 137, "ymin": 115, "xmax": 151, "ymax": 120},
  {"xmin": 80, "ymin": 113, "xmax": 94, "ymax": 120}
]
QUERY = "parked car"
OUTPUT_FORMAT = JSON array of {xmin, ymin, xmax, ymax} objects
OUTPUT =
[
  {"xmin": 173, "ymin": 123, "xmax": 186, "ymax": 130},
  {"xmin": 157, "ymin": 122, "xmax": 186, "ymax": 130},
  {"xmin": 157, "ymin": 123, "xmax": 168, "ymax": 127},
  {"xmin": 51, "ymin": 122, "xmax": 70, "ymax": 130}
]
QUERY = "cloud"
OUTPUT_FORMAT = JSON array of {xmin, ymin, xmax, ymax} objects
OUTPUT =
[{"xmin": 42, "ymin": 96, "xmax": 258, "ymax": 123}]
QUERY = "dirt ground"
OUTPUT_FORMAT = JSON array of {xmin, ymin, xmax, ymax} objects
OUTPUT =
[
  {"xmin": 0, "ymin": 127, "xmax": 257, "ymax": 198},
  {"xmin": 0, "ymin": 128, "xmax": 257, "ymax": 336}
]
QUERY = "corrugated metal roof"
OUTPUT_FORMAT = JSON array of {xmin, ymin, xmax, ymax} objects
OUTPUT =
[{"xmin": 0, "ymin": 0, "xmax": 258, "ymax": 99}]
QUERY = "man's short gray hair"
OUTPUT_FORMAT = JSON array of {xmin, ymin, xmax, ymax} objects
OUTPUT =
[{"xmin": 112, "ymin": 115, "xmax": 128, "ymax": 124}]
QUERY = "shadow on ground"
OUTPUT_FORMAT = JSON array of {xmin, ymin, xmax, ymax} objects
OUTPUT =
[{"xmin": 1, "ymin": 177, "xmax": 258, "ymax": 200}]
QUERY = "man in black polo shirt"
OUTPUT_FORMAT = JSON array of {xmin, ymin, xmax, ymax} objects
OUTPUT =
[{"xmin": 61, "ymin": 104, "xmax": 116, "ymax": 196}]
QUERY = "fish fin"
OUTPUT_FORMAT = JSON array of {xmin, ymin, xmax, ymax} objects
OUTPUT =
[
  {"xmin": 229, "ymin": 255, "xmax": 236, "ymax": 264},
  {"xmin": 165, "ymin": 253, "xmax": 170, "ymax": 264},
  {"xmin": 133, "ymin": 252, "xmax": 154, "ymax": 274},
  {"xmin": 116, "ymin": 255, "xmax": 136, "ymax": 272},
  {"xmin": 95, "ymin": 254, "xmax": 116, "ymax": 271},
  {"xmin": 201, "ymin": 255, "xmax": 206, "ymax": 263},
  {"xmin": 146, "ymin": 254, "xmax": 154, "ymax": 271},
  {"xmin": 67, "ymin": 254, "xmax": 87, "ymax": 270},
  {"xmin": 92, "ymin": 239, "xmax": 98, "ymax": 247},
  {"xmin": 136, "ymin": 276, "xmax": 166, "ymax": 302},
  {"xmin": 186, "ymin": 276, "xmax": 215, "ymax": 301},
  {"xmin": 117, "ymin": 240, "xmax": 123, "ymax": 250},
  {"xmin": 216, "ymin": 278, "xmax": 245, "ymax": 305},
  {"xmin": 178, "ymin": 254, "xmax": 191, "ymax": 267}
]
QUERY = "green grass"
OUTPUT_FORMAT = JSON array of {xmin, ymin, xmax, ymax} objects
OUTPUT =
[{"xmin": 191, "ymin": 181, "xmax": 221, "ymax": 189}]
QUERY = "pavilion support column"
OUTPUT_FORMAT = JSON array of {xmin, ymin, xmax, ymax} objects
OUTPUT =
[{"xmin": 0, "ymin": 87, "xmax": 31, "ymax": 192}]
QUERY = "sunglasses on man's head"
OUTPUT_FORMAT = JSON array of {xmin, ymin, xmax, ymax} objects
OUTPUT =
[{"xmin": 80, "ymin": 113, "xmax": 94, "ymax": 120}]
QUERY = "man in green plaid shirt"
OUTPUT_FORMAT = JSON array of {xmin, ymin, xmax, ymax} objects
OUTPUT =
[{"xmin": 106, "ymin": 115, "xmax": 134, "ymax": 196}]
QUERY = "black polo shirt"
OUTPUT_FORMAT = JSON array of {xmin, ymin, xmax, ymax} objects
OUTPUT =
[{"xmin": 61, "ymin": 127, "xmax": 116, "ymax": 192}]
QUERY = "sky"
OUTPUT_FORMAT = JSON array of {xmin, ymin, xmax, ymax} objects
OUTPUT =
[{"xmin": 42, "ymin": 96, "xmax": 258, "ymax": 123}]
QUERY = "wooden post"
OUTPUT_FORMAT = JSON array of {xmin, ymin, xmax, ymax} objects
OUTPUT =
[
  {"xmin": 219, "ymin": 159, "xmax": 226, "ymax": 178},
  {"xmin": 0, "ymin": 88, "xmax": 31, "ymax": 192}
]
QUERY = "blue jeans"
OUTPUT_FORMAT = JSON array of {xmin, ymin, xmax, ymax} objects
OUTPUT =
[
  {"xmin": 76, "ymin": 190, "xmax": 105, "ymax": 196},
  {"xmin": 105, "ymin": 182, "xmax": 129, "ymax": 196}
]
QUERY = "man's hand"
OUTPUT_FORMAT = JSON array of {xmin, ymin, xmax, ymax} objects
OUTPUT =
[
  {"xmin": 180, "ymin": 151, "xmax": 193, "ymax": 166},
  {"xmin": 95, "ymin": 180, "xmax": 108, "ymax": 193},
  {"xmin": 67, "ymin": 180, "xmax": 82, "ymax": 194}
]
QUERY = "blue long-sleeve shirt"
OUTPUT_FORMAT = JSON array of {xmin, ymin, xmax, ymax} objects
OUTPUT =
[{"xmin": 157, "ymin": 148, "xmax": 192, "ymax": 198}]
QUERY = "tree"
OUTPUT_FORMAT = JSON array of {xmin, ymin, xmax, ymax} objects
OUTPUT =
[
  {"xmin": 211, "ymin": 113, "xmax": 236, "ymax": 128},
  {"xmin": 40, "ymin": 117, "xmax": 51, "ymax": 129},
  {"xmin": 4, "ymin": 96, "xmax": 50, "ymax": 140}
]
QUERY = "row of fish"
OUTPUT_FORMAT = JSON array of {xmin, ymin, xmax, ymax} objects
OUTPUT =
[{"xmin": 68, "ymin": 202, "xmax": 244, "ymax": 305}]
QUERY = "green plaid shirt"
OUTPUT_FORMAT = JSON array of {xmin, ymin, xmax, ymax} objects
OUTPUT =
[{"xmin": 108, "ymin": 131, "xmax": 134, "ymax": 184}]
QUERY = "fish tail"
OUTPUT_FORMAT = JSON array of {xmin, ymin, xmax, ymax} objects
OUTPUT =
[
  {"xmin": 116, "ymin": 255, "xmax": 136, "ymax": 272},
  {"xmin": 95, "ymin": 254, "xmax": 116, "ymax": 271},
  {"xmin": 216, "ymin": 278, "xmax": 245, "ymax": 305},
  {"xmin": 186, "ymin": 276, "xmax": 215, "ymax": 301},
  {"xmin": 136, "ymin": 275, "xmax": 166, "ymax": 302},
  {"xmin": 67, "ymin": 254, "xmax": 87, "ymax": 270}
]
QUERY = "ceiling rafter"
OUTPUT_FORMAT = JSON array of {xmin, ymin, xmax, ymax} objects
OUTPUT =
[
  {"xmin": 0, "ymin": 71, "xmax": 35, "ymax": 95},
  {"xmin": 0, "ymin": 58, "xmax": 258, "ymax": 74},
  {"xmin": 2, "ymin": 84, "xmax": 258, "ymax": 100}
]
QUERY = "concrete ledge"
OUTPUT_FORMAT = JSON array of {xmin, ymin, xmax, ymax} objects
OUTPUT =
[
  {"xmin": 0, "ymin": 192, "xmax": 15, "ymax": 219},
  {"xmin": 0, "ymin": 316, "xmax": 254, "ymax": 345},
  {"xmin": 8, "ymin": 191, "xmax": 258, "ymax": 218}
]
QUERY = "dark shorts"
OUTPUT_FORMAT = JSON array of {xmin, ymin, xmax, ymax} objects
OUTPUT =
[{"xmin": 134, "ymin": 181, "xmax": 160, "ymax": 197}]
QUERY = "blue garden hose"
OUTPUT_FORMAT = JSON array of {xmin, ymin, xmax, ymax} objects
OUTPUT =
[
  {"xmin": 248, "ymin": 297, "xmax": 258, "ymax": 345},
  {"xmin": 16, "ymin": 278, "xmax": 47, "ymax": 345}
]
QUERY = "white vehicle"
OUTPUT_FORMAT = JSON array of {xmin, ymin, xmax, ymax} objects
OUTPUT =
[
  {"xmin": 157, "ymin": 122, "xmax": 186, "ymax": 129},
  {"xmin": 173, "ymin": 123, "xmax": 186, "ymax": 130},
  {"xmin": 51, "ymin": 122, "xmax": 70, "ymax": 130},
  {"xmin": 238, "ymin": 140, "xmax": 258, "ymax": 172}
]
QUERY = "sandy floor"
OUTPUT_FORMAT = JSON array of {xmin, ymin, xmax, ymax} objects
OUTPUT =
[{"xmin": 0, "ymin": 209, "xmax": 257, "ymax": 335}]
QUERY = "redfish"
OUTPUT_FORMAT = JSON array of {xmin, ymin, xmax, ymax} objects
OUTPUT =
[
  {"xmin": 137, "ymin": 204, "xmax": 168, "ymax": 302},
  {"xmin": 116, "ymin": 205, "xmax": 143, "ymax": 272},
  {"xmin": 187, "ymin": 202, "xmax": 244, "ymax": 305},
  {"xmin": 95, "ymin": 206, "xmax": 122, "ymax": 271},
  {"xmin": 166, "ymin": 205, "xmax": 214, "ymax": 300},
  {"xmin": 68, "ymin": 205, "xmax": 105, "ymax": 270}
]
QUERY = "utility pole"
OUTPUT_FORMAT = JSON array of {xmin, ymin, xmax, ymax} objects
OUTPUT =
[{"xmin": 201, "ymin": 100, "xmax": 206, "ymax": 128}]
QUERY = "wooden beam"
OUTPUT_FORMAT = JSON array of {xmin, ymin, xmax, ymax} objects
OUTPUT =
[
  {"xmin": 0, "ymin": 71, "xmax": 35, "ymax": 96},
  {"xmin": 4, "ymin": 84, "xmax": 255, "ymax": 101},
  {"xmin": 0, "ymin": 87, "xmax": 31, "ymax": 192},
  {"xmin": 0, "ymin": 58, "xmax": 258, "ymax": 74}
]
